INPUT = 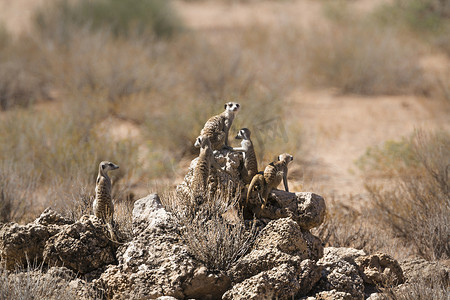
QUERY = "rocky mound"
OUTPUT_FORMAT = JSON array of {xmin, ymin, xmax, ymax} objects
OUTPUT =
[{"xmin": 0, "ymin": 150, "xmax": 424, "ymax": 299}]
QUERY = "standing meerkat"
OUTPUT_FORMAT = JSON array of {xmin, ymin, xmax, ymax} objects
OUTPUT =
[
  {"xmin": 200, "ymin": 102, "xmax": 240, "ymax": 151},
  {"xmin": 191, "ymin": 135, "xmax": 230, "ymax": 204},
  {"xmin": 247, "ymin": 153, "xmax": 293, "ymax": 209},
  {"xmin": 232, "ymin": 128, "xmax": 258, "ymax": 185},
  {"xmin": 93, "ymin": 161, "xmax": 119, "ymax": 241}
]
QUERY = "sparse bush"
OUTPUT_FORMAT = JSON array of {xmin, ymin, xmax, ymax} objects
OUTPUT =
[
  {"xmin": 0, "ymin": 164, "xmax": 38, "ymax": 223},
  {"xmin": 0, "ymin": 97, "xmax": 140, "ymax": 221},
  {"xmin": 163, "ymin": 188, "xmax": 256, "ymax": 271},
  {"xmin": 34, "ymin": 0, "xmax": 182, "ymax": 40},
  {"xmin": 361, "ymin": 130, "xmax": 450, "ymax": 260},
  {"xmin": 381, "ymin": 272, "xmax": 449, "ymax": 300},
  {"xmin": 0, "ymin": 36, "xmax": 50, "ymax": 111},
  {"xmin": 312, "ymin": 198, "xmax": 409, "ymax": 258},
  {"xmin": 0, "ymin": 264, "xmax": 76, "ymax": 300},
  {"xmin": 300, "ymin": 22, "xmax": 425, "ymax": 95},
  {"xmin": 374, "ymin": 0, "xmax": 450, "ymax": 55}
]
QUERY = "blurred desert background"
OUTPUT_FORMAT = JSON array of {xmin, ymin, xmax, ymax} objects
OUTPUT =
[{"xmin": 0, "ymin": 0, "xmax": 448, "ymax": 264}]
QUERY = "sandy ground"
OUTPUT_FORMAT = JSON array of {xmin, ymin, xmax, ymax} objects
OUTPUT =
[{"xmin": 1, "ymin": 0, "xmax": 448, "ymax": 204}]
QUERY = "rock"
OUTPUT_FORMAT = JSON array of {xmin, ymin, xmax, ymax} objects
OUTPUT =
[
  {"xmin": 98, "ymin": 194, "xmax": 231, "ymax": 300},
  {"xmin": 247, "ymin": 190, "xmax": 326, "ymax": 229},
  {"xmin": 0, "ymin": 222, "xmax": 51, "ymax": 270},
  {"xmin": 226, "ymin": 218, "xmax": 323, "ymax": 299},
  {"xmin": 355, "ymin": 253, "xmax": 405, "ymax": 286},
  {"xmin": 223, "ymin": 263, "xmax": 303, "ymax": 300},
  {"xmin": 43, "ymin": 215, "xmax": 117, "ymax": 275},
  {"xmin": 323, "ymin": 247, "xmax": 367, "ymax": 266},
  {"xmin": 253, "ymin": 217, "xmax": 324, "ymax": 260},
  {"xmin": 314, "ymin": 290, "xmax": 355, "ymax": 300},
  {"xmin": 400, "ymin": 258, "xmax": 449, "ymax": 284},
  {"xmin": 176, "ymin": 149, "xmax": 243, "ymax": 203},
  {"xmin": 315, "ymin": 247, "xmax": 365, "ymax": 300},
  {"xmin": 34, "ymin": 208, "xmax": 73, "ymax": 226},
  {"xmin": 182, "ymin": 266, "xmax": 231, "ymax": 299}
]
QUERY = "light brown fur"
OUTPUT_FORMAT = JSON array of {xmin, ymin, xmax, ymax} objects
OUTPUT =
[
  {"xmin": 200, "ymin": 102, "xmax": 240, "ymax": 150},
  {"xmin": 233, "ymin": 128, "xmax": 258, "ymax": 184},
  {"xmin": 191, "ymin": 135, "xmax": 225, "ymax": 203},
  {"xmin": 247, "ymin": 153, "xmax": 293, "ymax": 209},
  {"xmin": 93, "ymin": 161, "xmax": 119, "ymax": 241}
]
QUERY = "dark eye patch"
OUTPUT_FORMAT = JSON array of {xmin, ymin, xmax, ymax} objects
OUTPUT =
[
  {"xmin": 228, "ymin": 103, "xmax": 232, "ymax": 107},
  {"xmin": 236, "ymin": 104, "xmax": 240, "ymax": 107}
]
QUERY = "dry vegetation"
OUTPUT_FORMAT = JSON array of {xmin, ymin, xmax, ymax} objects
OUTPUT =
[
  {"xmin": 0, "ymin": 0, "xmax": 449, "ymax": 297},
  {"xmin": 316, "ymin": 130, "xmax": 450, "ymax": 262},
  {"xmin": 163, "ymin": 187, "xmax": 257, "ymax": 272}
]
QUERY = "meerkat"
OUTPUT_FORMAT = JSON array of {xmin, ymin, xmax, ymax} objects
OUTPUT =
[
  {"xmin": 192, "ymin": 135, "xmax": 232, "ymax": 204},
  {"xmin": 200, "ymin": 102, "xmax": 240, "ymax": 151},
  {"xmin": 93, "ymin": 161, "xmax": 119, "ymax": 241},
  {"xmin": 232, "ymin": 128, "xmax": 258, "ymax": 185},
  {"xmin": 247, "ymin": 153, "xmax": 293, "ymax": 209}
]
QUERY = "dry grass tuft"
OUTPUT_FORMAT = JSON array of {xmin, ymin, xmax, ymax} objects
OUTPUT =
[
  {"xmin": 361, "ymin": 130, "xmax": 450, "ymax": 260},
  {"xmin": 381, "ymin": 272, "xmax": 449, "ymax": 300},
  {"xmin": 0, "ymin": 263, "xmax": 76, "ymax": 300},
  {"xmin": 162, "ymin": 187, "xmax": 256, "ymax": 271}
]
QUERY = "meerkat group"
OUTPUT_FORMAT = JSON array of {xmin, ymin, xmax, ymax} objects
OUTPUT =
[
  {"xmin": 92, "ymin": 101, "xmax": 293, "ymax": 228},
  {"xmin": 194, "ymin": 102, "xmax": 294, "ymax": 210}
]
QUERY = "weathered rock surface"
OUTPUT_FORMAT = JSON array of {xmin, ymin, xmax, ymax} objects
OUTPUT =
[
  {"xmin": 97, "ymin": 194, "xmax": 231, "ymax": 300},
  {"xmin": 226, "ymin": 218, "xmax": 323, "ymax": 299},
  {"xmin": 0, "ymin": 222, "xmax": 51, "ymax": 269},
  {"xmin": 0, "ymin": 207, "xmax": 72, "ymax": 270},
  {"xmin": 355, "ymin": 253, "xmax": 405, "ymax": 286},
  {"xmin": 35, "ymin": 207, "xmax": 74, "ymax": 226},
  {"xmin": 314, "ymin": 247, "xmax": 366, "ymax": 300},
  {"xmin": 251, "ymin": 191, "xmax": 326, "ymax": 230},
  {"xmin": 43, "ymin": 215, "xmax": 117, "ymax": 275}
]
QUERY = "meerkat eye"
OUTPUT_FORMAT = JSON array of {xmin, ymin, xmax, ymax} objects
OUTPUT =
[
  {"xmin": 236, "ymin": 103, "xmax": 240, "ymax": 108},
  {"xmin": 228, "ymin": 103, "xmax": 233, "ymax": 107},
  {"xmin": 102, "ymin": 164, "xmax": 106, "ymax": 169}
]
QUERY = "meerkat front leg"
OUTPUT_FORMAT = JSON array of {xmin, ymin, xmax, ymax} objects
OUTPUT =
[{"xmin": 283, "ymin": 170, "xmax": 289, "ymax": 192}]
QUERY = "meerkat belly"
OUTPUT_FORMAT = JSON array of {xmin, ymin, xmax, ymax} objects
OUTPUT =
[
  {"xmin": 95, "ymin": 179, "xmax": 113, "ymax": 220},
  {"xmin": 201, "ymin": 116, "xmax": 226, "ymax": 149},
  {"xmin": 193, "ymin": 158, "xmax": 210, "ymax": 188},
  {"xmin": 245, "ymin": 148, "xmax": 258, "ymax": 174}
]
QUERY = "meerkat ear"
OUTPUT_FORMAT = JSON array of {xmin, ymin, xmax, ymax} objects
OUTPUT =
[
  {"xmin": 102, "ymin": 164, "xmax": 106, "ymax": 169},
  {"xmin": 224, "ymin": 103, "xmax": 228, "ymax": 109}
]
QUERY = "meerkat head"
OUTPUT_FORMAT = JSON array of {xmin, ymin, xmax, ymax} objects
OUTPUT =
[
  {"xmin": 194, "ymin": 135, "xmax": 211, "ymax": 149},
  {"xmin": 235, "ymin": 128, "xmax": 251, "ymax": 140},
  {"xmin": 99, "ymin": 161, "xmax": 119, "ymax": 173},
  {"xmin": 278, "ymin": 153, "xmax": 293, "ymax": 164},
  {"xmin": 224, "ymin": 102, "xmax": 240, "ymax": 114}
]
